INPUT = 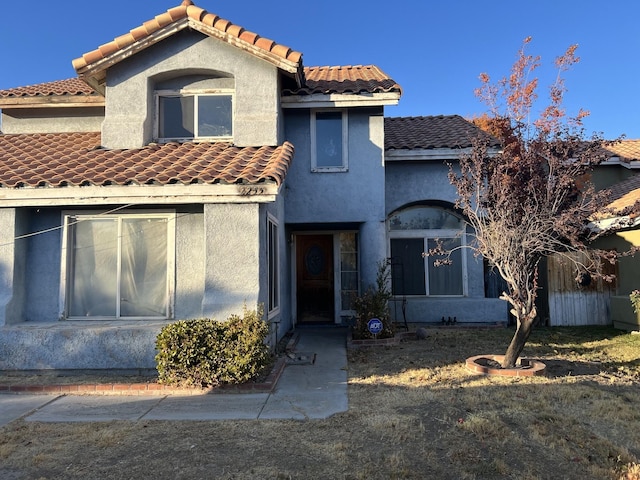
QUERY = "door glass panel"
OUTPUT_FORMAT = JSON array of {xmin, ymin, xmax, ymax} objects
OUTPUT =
[{"xmin": 339, "ymin": 233, "xmax": 358, "ymax": 311}]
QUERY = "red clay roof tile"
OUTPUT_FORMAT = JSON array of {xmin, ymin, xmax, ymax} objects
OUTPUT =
[
  {"xmin": 72, "ymin": 1, "xmax": 303, "ymax": 74},
  {"xmin": 0, "ymin": 133, "xmax": 293, "ymax": 188},
  {"xmin": 285, "ymin": 65, "xmax": 401, "ymax": 96},
  {"xmin": 1, "ymin": 65, "xmax": 399, "ymax": 102},
  {"xmin": 384, "ymin": 115, "xmax": 500, "ymax": 150},
  {"xmin": 0, "ymin": 78, "xmax": 95, "ymax": 98}
]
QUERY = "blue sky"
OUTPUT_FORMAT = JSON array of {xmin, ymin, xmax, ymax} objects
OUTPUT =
[{"xmin": 1, "ymin": 0, "xmax": 638, "ymax": 139}]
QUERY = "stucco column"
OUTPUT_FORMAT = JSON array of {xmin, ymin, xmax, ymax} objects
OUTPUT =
[
  {"xmin": 202, "ymin": 203, "xmax": 261, "ymax": 321},
  {"xmin": 0, "ymin": 208, "xmax": 24, "ymax": 326},
  {"xmin": 359, "ymin": 219, "xmax": 387, "ymax": 290}
]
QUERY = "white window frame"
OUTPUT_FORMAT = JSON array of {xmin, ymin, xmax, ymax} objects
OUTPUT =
[
  {"xmin": 310, "ymin": 109, "xmax": 349, "ymax": 172},
  {"xmin": 389, "ymin": 230, "xmax": 467, "ymax": 297},
  {"xmin": 60, "ymin": 210, "xmax": 176, "ymax": 320},
  {"xmin": 267, "ymin": 214, "xmax": 280, "ymax": 319},
  {"xmin": 154, "ymin": 89, "xmax": 234, "ymax": 143}
]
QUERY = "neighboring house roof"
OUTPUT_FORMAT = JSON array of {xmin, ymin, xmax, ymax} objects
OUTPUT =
[
  {"xmin": 603, "ymin": 140, "xmax": 640, "ymax": 163},
  {"xmin": 71, "ymin": 0, "xmax": 304, "ymax": 93},
  {"xmin": 0, "ymin": 132, "xmax": 293, "ymax": 188},
  {"xmin": 591, "ymin": 173, "xmax": 640, "ymax": 232},
  {"xmin": 606, "ymin": 174, "xmax": 640, "ymax": 217},
  {"xmin": 384, "ymin": 115, "xmax": 500, "ymax": 151}
]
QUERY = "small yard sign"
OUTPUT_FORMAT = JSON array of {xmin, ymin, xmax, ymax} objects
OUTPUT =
[{"xmin": 367, "ymin": 318, "xmax": 383, "ymax": 335}]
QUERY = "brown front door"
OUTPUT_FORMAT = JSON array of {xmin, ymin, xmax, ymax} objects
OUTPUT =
[{"xmin": 296, "ymin": 234, "xmax": 334, "ymax": 324}]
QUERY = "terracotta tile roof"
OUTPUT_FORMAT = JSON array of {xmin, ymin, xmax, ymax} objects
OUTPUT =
[
  {"xmin": 0, "ymin": 132, "xmax": 293, "ymax": 188},
  {"xmin": 384, "ymin": 115, "xmax": 500, "ymax": 151},
  {"xmin": 72, "ymin": 0, "xmax": 302, "ymax": 78},
  {"xmin": 0, "ymin": 78, "xmax": 95, "ymax": 98},
  {"xmin": 283, "ymin": 65, "xmax": 401, "ymax": 96},
  {"xmin": 603, "ymin": 140, "xmax": 640, "ymax": 161},
  {"xmin": 605, "ymin": 174, "xmax": 640, "ymax": 216}
]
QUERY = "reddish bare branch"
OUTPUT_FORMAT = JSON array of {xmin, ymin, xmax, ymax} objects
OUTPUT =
[{"xmin": 458, "ymin": 39, "xmax": 634, "ymax": 367}]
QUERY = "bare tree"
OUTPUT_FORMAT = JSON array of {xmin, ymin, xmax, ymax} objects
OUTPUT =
[{"xmin": 451, "ymin": 38, "xmax": 624, "ymax": 368}]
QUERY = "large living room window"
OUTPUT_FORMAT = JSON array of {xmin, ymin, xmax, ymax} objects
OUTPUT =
[
  {"xmin": 389, "ymin": 206, "xmax": 465, "ymax": 296},
  {"xmin": 156, "ymin": 91, "xmax": 233, "ymax": 141},
  {"xmin": 63, "ymin": 212, "xmax": 175, "ymax": 319},
  {"xmin": 311, "ymin": 110, "xmax": 348, "ymax": 172}
]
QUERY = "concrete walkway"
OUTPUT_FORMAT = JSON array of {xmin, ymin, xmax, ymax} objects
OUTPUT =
[{"xmin": 0, "ymin": 327, "xmax": 348, "ymax": 425}]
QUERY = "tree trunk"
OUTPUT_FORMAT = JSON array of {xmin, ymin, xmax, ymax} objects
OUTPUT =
[{"xmin": 502, "ymin": 317, "xmax": 535, "ymax": 368}]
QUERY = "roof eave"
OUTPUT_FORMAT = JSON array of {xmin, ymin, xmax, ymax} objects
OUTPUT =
[
  {"xmin": 75, "ymin": 18, "xmax": 304, "ymax": 94},
  {"xmin": 601, "ymin": 158, "xmax": 640, "ymax": 169},
  {"xmin": 0, "ymin": 183, "xmax": 280, "ymax": 207},
  {"xmin": 189, "ymin": 20, "xmax": 303, "ymax": 84},
  {"xmin": 385, "ymin": 147, "xmax": 501, "ymax": 161},
  {"xmin": 281, "ymin": 92, "xmax": 401, "ymax": 109},
  {"xmin": 589, "ymin": 215, "xmax": 640, "ymax": 234},
  {"xmin": 0, "ymin": 96, "xmax": 105, "ymax": 109},
  {"xmin": 74, "ymin": 18, "xmax": 192, "ymax": 95}
]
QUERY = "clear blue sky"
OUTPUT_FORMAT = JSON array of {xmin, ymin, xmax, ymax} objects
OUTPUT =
[{"xmin": 1, "ymin": 0, "xmax": 638, "ymax": 139}]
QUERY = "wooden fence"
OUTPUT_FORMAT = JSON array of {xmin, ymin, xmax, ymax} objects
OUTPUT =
[{"xmin": 546, "ymin": 252, "xmax": 617, "ymax": 326}]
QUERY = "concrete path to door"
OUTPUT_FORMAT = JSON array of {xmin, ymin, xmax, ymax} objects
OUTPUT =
[{"xmin": 0, "ymin": 327, "xmax": 348, "ymax": 425}]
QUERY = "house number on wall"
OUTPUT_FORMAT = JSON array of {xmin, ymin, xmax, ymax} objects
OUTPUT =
[{"xmin": 239, "ymin": 186, "xmax": 266, "ymax": 196}]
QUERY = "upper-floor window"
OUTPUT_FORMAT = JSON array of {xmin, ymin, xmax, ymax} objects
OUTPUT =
[
  {"xmin": 156, "ymin": 90, "xmax": 233, "ymax": 142},
  {"xmin": 311, "ymin": 110, "xmax": 348, "ymax": 172}
]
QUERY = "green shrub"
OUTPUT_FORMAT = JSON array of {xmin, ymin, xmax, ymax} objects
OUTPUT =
[
  {"xmin": 352, "ymin": 260, "xmax": 395, "ymax": 340},
  {"xmin": 155, "ymin": 306, "xmax": 270, "ymax": 387}
]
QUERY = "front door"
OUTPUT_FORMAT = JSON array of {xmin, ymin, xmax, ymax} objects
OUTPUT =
[{"xmin": 296, "ymin": 234, "xmax": 334, "ymax": 324}]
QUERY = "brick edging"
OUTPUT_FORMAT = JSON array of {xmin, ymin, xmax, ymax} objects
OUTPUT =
[
  {"xmin": 466, "ymin": 355, "xmax": 546, "ymax": 377},
  {"xmin": 347, "ymin": 331, "xmax": 414, "ymax": 349}
]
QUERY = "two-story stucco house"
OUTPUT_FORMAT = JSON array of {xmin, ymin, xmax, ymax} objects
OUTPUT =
[{"xmin": 0, "ymin": 1, "xmax": 506, "ymax": 371}]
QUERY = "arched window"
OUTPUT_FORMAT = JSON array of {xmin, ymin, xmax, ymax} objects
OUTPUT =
[
  {"xmin": 154, "ymin": 74, "xmax": 234, "ymax": 142},
  {"xmin": 388, "ymin": 205, "xmax": 465, "ymax": 296}
]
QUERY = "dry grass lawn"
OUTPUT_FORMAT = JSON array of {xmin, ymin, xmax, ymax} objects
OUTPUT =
[{"xmin": 1, "ymin": 325, "xmax": 639, "ymax": 479}]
